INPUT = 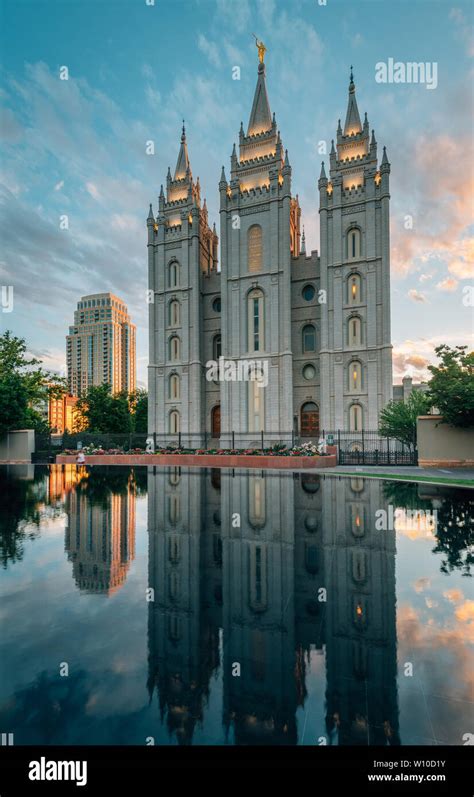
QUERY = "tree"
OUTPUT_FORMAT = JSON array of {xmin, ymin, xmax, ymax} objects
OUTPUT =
[
  {"xmin": 133, "ymin": 390, "xmax": 148, "ymax": 433},
  {"xmin": 427, "ymin": 345, "xmax": 474, "ymax": 428},
  {"xmin": 379, "ymin": 389, "xmax": 431, "ymax": 448},
  {"xmin": 74, "ymin": 385, "xmax": 133, "ymax": 433},
  {"xmin": 0, "ymin": 331, "xmax": 65, "ymax": 436}
]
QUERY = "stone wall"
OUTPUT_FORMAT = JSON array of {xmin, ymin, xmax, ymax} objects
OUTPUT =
[
  {"xmin": 0, "ymin": 430, "xmax": 35, "ymax": 463},
  {"xmin": 417, "ymin": 416, "xmax": 474, "ymax": 467}
]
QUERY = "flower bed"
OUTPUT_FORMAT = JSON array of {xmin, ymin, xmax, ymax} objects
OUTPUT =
[
  {"xmin": 56, "ymin": 445, "xmax": 337, "ymax": 470},
  {"xmin": 60, "ymin": 441, "xmax": 331, "ymax": 458}
]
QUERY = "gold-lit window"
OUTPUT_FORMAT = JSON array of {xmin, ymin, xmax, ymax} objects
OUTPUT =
[
  {"xmin": 350, "ymin": 361, "xmax": 362, "ymax": 392},
  {"xmin": 348, "ymin": 273, "xmax": 361, "ymax": 304},
  {"xmin": 248, "ymin": 225, "xmax": 263, "ymax": 273}
]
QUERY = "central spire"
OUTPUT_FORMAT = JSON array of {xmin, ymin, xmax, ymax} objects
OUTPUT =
[
  {"xmin": 343, "ymin": 66, "xmax": 362, "ymax": 136},
  {"xmin": 174, "ymin": 120, "xmax": 190, "ymax": 179},
  {"xmin": 247, "ymin": 57, "xmax": 272, "ymax": 136}
]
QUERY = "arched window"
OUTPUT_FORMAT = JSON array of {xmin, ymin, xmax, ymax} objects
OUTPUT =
[
  {"xmin": 169, "ymin": 373, "xmax": 180, "ymax": 399},
  {"xmin": 169, "ymin": 336, "xmax": 180, "ymax": 361},
  {"xmin": 169, "ymin": 300, "xmax": 180, "ymax": 326},
  {"xmin": 347, "ymin": 228, "xmax": 361, "ymax": 260},
  {"xmin": 169, "ymin": 261, "xmax": 179, "ymax": 288},
  {"xmin": 213, "ymin": 334, "xmax": 221, "ymax": 360},
  {"xmin": 169, "ymin": 409, "xmax": 180, "ymax": 434},
  {"xmin": 168, "ymin": 535, "xmax": 180, "ymax": 562},
  {"xmin": 349, "ymin": 404, "xmax": 363, "ymax": 432},
  {"xmin": 349, "ymin": 361, "xmax": 362, "ymax": 392},
  {"xmin": 247, "ymin": 224, "xmax": 263, "ymax": 273},
  {"xmin": 248, "ymin": 377, "xmax": 265, "ymax": 432},
  {"xmin": 349, "ymin": 316, "xmax": 362, "ymax": 346},
  {"xmin": 302, "ymin": 324, "xmax": 316, "ymax": 353},
  {"xmin": 249, "ymin": 475, "xmax": 266, "ymax": 529},
  {"xmin": 168, "ymin": 494, "xmax": 180, "ymax": 524},
  {"xmin": 249, "ymin": 543, "xmax": 267, "ymax": 612},
  {"xmin": 248, "ymin": 289, "xmax": 264, "ymax": 353},
  {"xmin": 348, "ymin": 273, "xmax": 361, "ymax": 304}
]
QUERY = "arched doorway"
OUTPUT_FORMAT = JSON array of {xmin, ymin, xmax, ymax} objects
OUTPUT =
[
  {"xmin": 211, "ymin": 405, "xmax": 221, "ymax": 437},
  {"xmin": 301, "ymin": 402, "xmax": 319, "ymax": 437}
]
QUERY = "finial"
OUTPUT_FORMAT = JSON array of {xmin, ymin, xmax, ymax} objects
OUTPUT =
[
  {"xmin": 320, "ymin": 161, "xmax": 327, "ymax": 179},
  {"xmin": 220, "ymin": 165, "xmax": 227, "ymax": 183},
  {"xmin": 159, "ymin": 184, "xmax": 164, "ymax": 197},
  {"xmin": 337, "ymin": 118, "xmax": 342, "ymax": 134},
  {"xmin": 284, "ymin": 148, "xmax": 290, "ymax": 166},
  {"xmin": 371, "ymin": 129, "xmax": 376, "ymax": 146},
  {"xmin": 330, "ymin": 139, "xmax": 335, "ymax": 155},
  {"xmin": 147, "ymin": 203, "xmax": 154, "ymax": 220},
  {"xmin": 181, "ymin": 119, "xmax": 186, "ymax": 140},
  {"xmin": 301, "ymin": 225, "xmax": 306, "ymax": 254},
  {"xmin": 350, "ymin": 65, "xmax": 353, "ymax": 82}
]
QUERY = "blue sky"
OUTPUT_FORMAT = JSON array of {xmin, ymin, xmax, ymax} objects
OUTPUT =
[{"xmin": 1, "ymin": 0, "xmax": 473, "ymax": 386}]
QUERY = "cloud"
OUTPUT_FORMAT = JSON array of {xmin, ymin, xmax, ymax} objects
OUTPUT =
[
  {"xmin": 413, "ymin": 577, "xmax": 431, "ymax": 593},
  {"xmin": 436, "ymin": 277, "xmax": 458, "ymax": 292},
  {"xmin": 197, "ymin": 34, "xmax": 220, "ymax": 68},
  {"xmin": 408, "ymin": 289, "xmax": 427, "ymax": 303},
  {"xmin": 54, "ymin": 180, "xmax": 64, "ymax": 191},
  {"xmin": 86, "ymin": 181, "xmax": 100, "ymax": 200}
]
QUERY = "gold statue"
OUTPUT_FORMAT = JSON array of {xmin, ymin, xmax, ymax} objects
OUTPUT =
[{"xmin": 253, "ymin": 34, "xmax": 266, "ymax": 64}]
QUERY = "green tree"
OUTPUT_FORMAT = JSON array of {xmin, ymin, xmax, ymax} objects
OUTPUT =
[
  {"xmin": 379, "ymin": 389, "xmax": 431, "ymax": 448},
  {"xmin": 75, "ymin": 385, "xmax": 133, "ymax": 433},
  {"xmin": 427, "ymin": 345, "xmax": 474, "ymax": 428},
  {"xmin": 0, "ymin": 331, "xmax": 65, "ymax": 436},
  {"xmin": 133, "ymin": 390, "xmax": 148, "ymax": 433}
]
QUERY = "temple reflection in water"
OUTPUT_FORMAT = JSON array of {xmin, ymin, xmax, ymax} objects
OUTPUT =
[{"xmin": 146, "ymin": 467, "xmax": 399, "ymax": 745}]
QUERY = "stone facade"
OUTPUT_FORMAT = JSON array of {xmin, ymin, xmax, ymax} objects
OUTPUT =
[{"xmin": 148, "ymin": 60, "xmax": 393, "ymax": 441}]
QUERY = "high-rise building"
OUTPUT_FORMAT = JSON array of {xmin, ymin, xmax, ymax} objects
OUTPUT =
[
  {"xmin": 48, "ymin": 391, "xmax": 78, "ymax": 433},
  {"xmin": 147, "ymin": 53, "xmax": 393, "ymax": 439},
  {"xmin": 66, "ymin": 292, "xmax": 136, "ymax": 396}
]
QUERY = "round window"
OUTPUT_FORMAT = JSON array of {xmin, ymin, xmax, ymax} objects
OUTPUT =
[
  {"xmin": 303, "ymin": 364, "xmax": 316, "ymax": 381},
  {"xmin": 302, "ymin": 284, "xmax": 315, "ymax": 301},
  {"xmin": 212, "ymin": 297, "xmax": 221, "ymax": 313}
]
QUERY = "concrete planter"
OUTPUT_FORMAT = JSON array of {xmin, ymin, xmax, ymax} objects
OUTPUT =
[{"xmin": 56, "ymin": 450, "xmax": 337, "ymax": 470}]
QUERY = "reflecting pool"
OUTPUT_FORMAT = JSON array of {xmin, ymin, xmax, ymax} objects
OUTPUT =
[{"xmin": 0, "ymin": 464, "xmax": 472, "ymax": 746}]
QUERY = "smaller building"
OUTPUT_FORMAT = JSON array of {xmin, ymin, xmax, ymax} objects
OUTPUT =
[
  {"xmin": 393, "ymin": 375, "xmax": 429, "ymax": 403},
  {"xmin": 48, "ymin": 392, "xmax": 78, "ymax": 434}
]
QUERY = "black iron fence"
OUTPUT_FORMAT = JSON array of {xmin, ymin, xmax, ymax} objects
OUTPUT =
[{"xmin": 34, "ymin": 429, "xmax": 417, "ymax": 465}]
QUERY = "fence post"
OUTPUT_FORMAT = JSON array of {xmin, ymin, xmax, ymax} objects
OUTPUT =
[
  {"xmin": 178, "ymin": 431, "xmax": 182, "ymax": 449},
  {"xmin": 387, "ymin": 437, "xmax": 390, "ymax": 465},
  {"xmin": 232, "ymin": 431, "xmax": 235, "ymax": 449},
  {"xmin": 292, "ymin": 429, "xmax": 294, "ymax": 448},
  {"xmin": 153, "ymin": 432, "xmax": 156, "ymax": 452},
  {"xmin": 261, "ymin": 430, "xmax": 264, "ymax": 451},
  {"xmin": 338, "ymin": 429, "xmax": 341, "ymax": 464},
  {"xmin": 204, "ymin": 430, "xmax": 207, "ymax": 450}
]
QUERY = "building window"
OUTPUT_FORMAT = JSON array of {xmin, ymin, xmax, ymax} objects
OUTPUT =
[
  {"xmin": 248, "ymin": 289, "xmax": 264, "ymax": 353},
  {"xmin": 169, "ymin": 261, "xmax": 179, "ymax": 287},
  {"xmin": 348, "ymin": 228, "xmax": 361, "ymax": 260},
  {"xmin": 349, "ymin": 404, "xmax": 363, "ymax": 431},
  {"xmin": 169, "ymin": 373, "xmax": 180, "ymax": 399},
  {"xmin": 348, "ymin": 316, "xmax": 362, "ymax": 346},
  {"xmin": 247, "ymin": 224, "xmax": 263, "ymax": 273},
  {"xmin": 169, "ymin": 410, "xmax": 180, "ymax": 434},
  {"xmin": 249, "ymin": 476, "xmax": 266, "ymax": 529},
  {"xmin": 302, "ymin": 324, "xmax": 316, "ymax": 353},
  {"xmin": 168, "ymin": 535, "xmax": 180, "ymax": 562},
  {"xmin": 213, "ymin": 334, "xmax": 221, "ymax": 360},
  {"xmin": 169, "ymin": 300, "xmax": 180, "ymax": 326},
  {"xmin": 349, "ymin": 361, "xmax": 362, "ymax": 392},
  {"xmin": 212, "ymin": 297, "xmax": 221, "ymax": 313},
  {"xmin": 302, "ymin": 284, "xmax": 315, "ymax": 302},
  {"xmin": 303, "ymin": 363, "xmax": 316, "ymax": 381},
  {"xmin": 169, "ymin": 336, "xmax": 180, "ymax": 361},
  {"xmin": 248, "ymin": 377, "xmax": 264, "ymax": 432},
  {"xmin": 249, "ymin": 543, "xmax": 267, "ymax": 612},
  {"xmin": 168, "ymin": 494, "xmax": 180, "ymax": 524},
  {"xmin": 348, "ymin": 273, "xmax": 361, "ymax": 304}
]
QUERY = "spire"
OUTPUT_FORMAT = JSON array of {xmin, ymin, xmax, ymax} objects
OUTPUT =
[
  {"xmin": 284, "ymin": 148, "xmax": 290, "ymax": 167},
  {"xmin": 247, "ymin": 60, "xmax": 272, "ymax": 136},
  {"xmin": 319, "ymin": 161, "xmax": 327, "ymax": 179},
  {"xmin": 343, "ymin": 66, "xmax": 362, "ymax": 136},
  {"xmin": 220, "ymin": 165, "xmax": 227, "ymax": 183},
  {"xmin": 147, "ymin": 203, "xmax": 154, "ymax": 221},
  {"xmin": 174, "ymin": 120, "xmax": 190, "ymax": 179},
  {"xmin": 381, "ymin": 145, "xmax": 390, "ymax": 172},
  {"xmin": 301, "ymin": 226, "xmax": 306, "ymax": 255}
]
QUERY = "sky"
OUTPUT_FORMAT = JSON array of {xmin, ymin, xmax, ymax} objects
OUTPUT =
[{"xmin": 1, "ymin": 0, "xmax": 473, "ymax": 387}]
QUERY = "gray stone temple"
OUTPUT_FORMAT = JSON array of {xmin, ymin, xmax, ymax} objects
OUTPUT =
[{"xmin": 147, "ymin": 52, "xmax": 393, "ymax": 441}]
